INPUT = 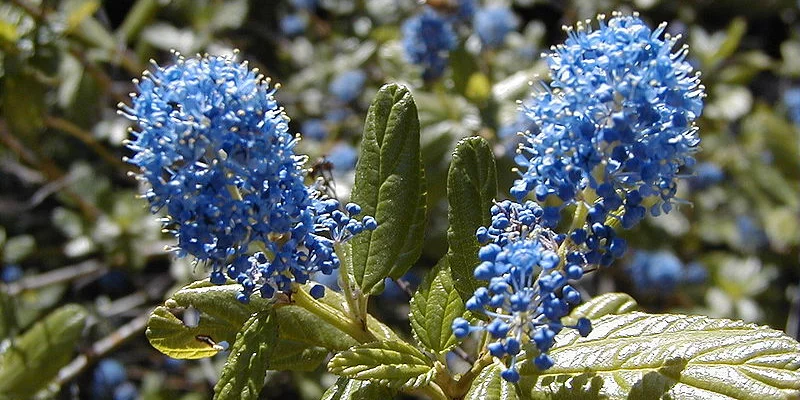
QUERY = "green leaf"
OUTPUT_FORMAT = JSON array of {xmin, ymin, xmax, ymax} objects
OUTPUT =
[
  {"xmin": 561, "ymin": 292, "xmax": 638, "ymax": 326},
  {"xmin": 146, "ymin": 281, "xmax": 271, "ymax": 359},
  {"xmin": 465, "ymin": 364, "xmax": 519, "ymax": 400},
  {"xmin": 328, "ymin": 341, "xmax": 435, "ymax": 389},
  {"xmin": 0, "ymin": 304, "xmax": 87, "ymax": 398},
  {"xmin": 146, "ymin": 280, "xmax": 348, "ymax": 370},
  {"xmin": 213, "ymin": 312, "xmax": 277, "ymax": 400},
  {"xmin": 446, "ymin": 137, "xmax": 498, "ymax": 301},
  {"xmin": 409, "ymin": 257, "xmax": 464, "ymax": 354},
  {"xmin": 520, "ymin": 312, "xmax": 800, "ymax": 399},
  {"xmin": 275, "ymin": 302, "xmax": 360, "ymax": 351},
  {"xmin": 265, "ymin": 340, "xmax": 329, "ymax": 372},
  {"xmin": 350, "ymin": 83, "xmax": 427, "ymax": 294},
  {"xmin": 321, "ymin": 377, "xmax": 395, "ymax": 400}
]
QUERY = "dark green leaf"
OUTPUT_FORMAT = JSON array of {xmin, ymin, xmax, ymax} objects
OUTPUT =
[
  {"xmin": 520, "ymin": 312, "xmax": 800, "ymax": 399},
  {"xmin": 561, "ymin": 292, "xmax": 638, "ymax": 326},
  {"xmin": 213, "ymin": 312, "xmax": 277, "ymax": 400},
  {"xmin": 321, "ymin": 377, "xmax": 395, "ymax": 400},
  {"xmin": 0, "ymin": 304, "xmax": 87, "ymax": 398},
  {"xmin": 409, "ymin": 257, "xmax": 464, "ymax": 354},
  {"xmin": 446, "ymin": 137, "xmax": 497, "ymax": 301},
  {"xmin": 350, "ymin": 83, "xmax": 427, "ymax": 294},
  {"xmin": 328, "ymin": 341, "xmax": 435, "ymax": 389},
  {"xmin": 465, "ymin": 364, "xmax": 519, "ymax": 400}
]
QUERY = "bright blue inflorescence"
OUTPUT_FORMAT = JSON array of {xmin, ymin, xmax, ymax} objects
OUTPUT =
[
  {"xmin": 473, "ymin": 5, "xmax": 518, "ymax": 49},
  {"xmin": 401, "ymin": 8, "xmax": 458, "ymax": 81},
  {"xmin": 454, "ymin": 13, "xmax": 705, "ymax": 383},
  {"xmin": 512, "ymin": 13, "xmax": 704, "ymax": 227},
  {"xmin": 121, "ymin": 54, "xmax": 373, "ymax": 302},
  {"xmin": 452, "ymin": 200, "xmax": 592, "ymax": 382}
]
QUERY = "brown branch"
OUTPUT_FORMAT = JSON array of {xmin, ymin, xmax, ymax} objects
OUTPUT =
[{"xmin": 44, "ymin": 116, "xmax": 132, "ymax": 173}]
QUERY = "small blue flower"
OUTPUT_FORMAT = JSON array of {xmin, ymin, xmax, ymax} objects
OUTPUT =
[
  {"xmin": 329, "ymin": 69, "xmax": 367, "ymax": 103},
  {"xmin": 455, "ymin": 0, "xmax": 477, "ymax": 21},
  {"xmin": 1, "ymin": 264, "xmax": 22, "ymax": 283},
  {"xmin": 513, "ymin": 13, "xmax": 704, "ymax": 227},
  {"xmin": 92, "ymin": 359, "xmax": 127, "ymax": 400},
  {"xmin": 628, "ymin": 250, "xmax": 683, "ymax": 294},
  {"xmin": 455, "ymin": 200, "xmax": 591, "ymax": 381},
  {"xmin": 628, "ymin": 250, "xmax": 707, "ymax": 295},
  {"xmin": 473, "ymin": 6, "xmax": 518, "ymax": 49},
  {"xmin": 327, "ymin": 142, "xmax": 358, "ymax": 171},
  {"xmin": 301, "ymin": 118, "xmax": 328, "ymax": 141},
  {"xmin": 688, "ymin": 162, "xmax": 724, "ymax": 191},
  {"xmin": 313, "ymin": 198, "xmax": 377, "ymax": 244},
  {"xmin": 280, "ymin": 14, "xmax": 307, "ymax": 37},
  {"xmin": 122, "ymin": 54, "xmax": 339, "ymax": 302},
  {"xmin": 402, "ymin": 8, "xmax": 458, "ymax": 80},
  {"xmin": 784, "ymin": 87, "xmax": 800, "ymax": 125}
]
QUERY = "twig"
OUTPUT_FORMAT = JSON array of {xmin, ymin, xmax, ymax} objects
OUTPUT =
[
  {"xmin": 4, "ymin": 260, "xmax": 106, "ymax": 297},
  {"xmin": 44, "ymin": 116, "xmax": 131, "ymax": 173},
  {"xmin": 0, "ymin": 122, "xmax": 101, "ymax": 220},
  {"xmin": 55, "ymin": 312, "xmax": 148, "ymax": 386}
]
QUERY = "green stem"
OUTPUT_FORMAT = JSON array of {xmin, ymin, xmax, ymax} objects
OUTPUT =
[
  {"xmin": 456, "ymin": 352, "xmax": 493, "ymax": 394},
  {"xmin": 557, "ymin": 193, "xmax": 593, "ymax": 267},
  {"xmin": 334, "ymin": 242, "xmax": 369, "ymax": 328},
  {"xmin": 415, "ymin": 381, "xmax": 449, "ymax": 400},
  {"xmin": 289, "ymin": 284, "xmax": 375, "ymax": 344}
]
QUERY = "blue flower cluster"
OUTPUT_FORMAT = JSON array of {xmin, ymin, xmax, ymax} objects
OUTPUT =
[
  {"xmin": 122, "ymin": 54, "xmax": 371, "ymax": 302},
  {"xmin": 512, "ymin": 13, "xmax": 704, "ymax": 224},
  {"xmin": 452, "ymin": 13, "xmax": 705, "ymax": 383},
  {"xmin": 474, "ymin": 5, "xmax": 518, "ymax": 49},
  {"xmin": 628, "ymin": 250, "xmax": 706, "ymax": 294},
  {"xmin": 452, "ymin": 201, "xmax": 591, "ymax": 382},
  {"xmin": 401, "ymin": 8, "xmax": 457, "ymax": 81}
]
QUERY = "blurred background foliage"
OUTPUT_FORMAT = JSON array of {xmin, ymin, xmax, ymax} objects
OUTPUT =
[{"xmin": 0, "ymin": 0, "xmax": 798, "ymax": 398}]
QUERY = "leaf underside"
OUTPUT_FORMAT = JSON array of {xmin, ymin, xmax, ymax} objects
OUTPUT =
[
  {"xmin": 321, "ymin": 377, "xmax": 396, "ymax": 400},
  {"xmin": 328, "ymin": 340, "xmax": 435, "ymax": 389},
  {"xmin": 521, "ymin": 311, "xmax": 800, "ymax": 400},
  {"xmin": 409, "ymin": 257, "xmax": 464, "ymax": 354}
]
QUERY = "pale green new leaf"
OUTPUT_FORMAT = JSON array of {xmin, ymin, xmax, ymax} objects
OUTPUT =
[
  {"xmin": 328, "ymin": 341, "xmax": 435, "ymax": 389},
  {"xmin": 465, "ymin": 364, "xmax": 519, "ymax": 400},
  {"xmin": 213, "ymin": 312, "xmax": 277, "ymax": 400},
  {"xmin": 520, "ymin": 312, "xmax": 800, "ymax": 399},
  {"xmin": 146, "ymin": 280, "xmax": 350, "ymax": 371},
  {"xmin": 0, "ymin": 304, "xmax": 87, "ymax": 399},
  {"xmin": 146, "ymin": 281, "xmax": 271, "ymax": 359},
  {"xmin": 321, "ymin": 377, "xmax": 395, "ymax": 400},
  {"xmin": 561, "ymin": 292, "xmax": 638, "ymax": 326},
  {"xmin": 409, "ymin": 257, "xmax": 464, "ymax": 354},
  {"xmin": 350, "ymin": 83, "xmax": 427, "ymax": 294}
]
